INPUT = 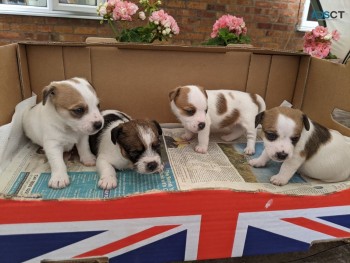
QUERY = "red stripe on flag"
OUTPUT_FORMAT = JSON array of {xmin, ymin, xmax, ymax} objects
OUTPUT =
[
  {"xmin": 74, "ymin": 224, "xmax": 180, "ymax": 258},
  {"xmin": 282, "ymin": 217, "xmax": 350, "ymax": 238}
]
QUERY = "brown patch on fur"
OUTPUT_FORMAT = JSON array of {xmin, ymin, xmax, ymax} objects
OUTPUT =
[
  {"xmin": 216, "ymin": 93, "xmax": 227, "ymax": 115},
  {"xmin": 261, "ymin": 107, "xmax": 305, "ymax": 135},
  {"xmin": 250, "ymin": 93, "xmax": 261, "ymax": 111},
  {"xmin": 117, "ymin": 120, "xmax": 160, "ymax": 162},
  {"xmin": 300, "ymin": 150, "xmax": 306, "ymax": 158},
  {"xmin": 303, "ymin": 121, "xmax": 331, "ymax": 160},
  {"xmin": 72, "ymin": 77, "xmax": 96, "ymax": 95},
  {"xmin": 172, "ymin": 87, "xmax": 196, "ymax": 116},
  {"xmin": 220, "ymin": 109, "xmax": 240, "ymax": 128},
  {"xmin": 197, "ymin": 85, "xmax": 208, "ymax": 99},
  {"xmin": 45, "ymin": 83, "xmax": 87, "ymax": 118}
]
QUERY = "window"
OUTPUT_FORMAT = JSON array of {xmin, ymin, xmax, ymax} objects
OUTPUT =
[
  {"xmin": 297, "ymin": 0, "xmax": 319, "ymax": 31},
  {"xmin": 0, "ymin": 0, "xmax": 102, "ymax": 19}
]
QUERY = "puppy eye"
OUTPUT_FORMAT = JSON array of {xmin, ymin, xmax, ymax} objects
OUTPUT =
[
  {"xmin": 205, "ymin": 109, "xmax": 208, "ymax": 114},
  {"xmin": 129, "ymin": 150, "xmax": 142, "ymax": 157},
  {"xmin": 97, "ymin": 103, "xmax": 100, "ymax": 109},
  {"xmin": 152, "ymin": 143, "xmax": 161, "ymax": 150},
  {"xmin": 184, "ymin": 109, "xmax": 196, "ymax": 116},
  {"xmin": 72, "ymin": 107, "xmax": 85, "ymax": 116},
  {"xmin": 265, "ymin": 132, "xmax": 278, "ymax": 141},
  {"xmin": 291, "ymin": 136, "xmax": 300, "ymax": 145}
]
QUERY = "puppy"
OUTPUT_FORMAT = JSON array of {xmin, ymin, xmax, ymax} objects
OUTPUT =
[
  {"xmin": 169, "ymin": 85, "xmax": 265, "ymax": 154},
  {"xmin": 249, "ymin": 107, "xmax": 350, "ymax": 186},
  {"xmin": 89, "ymin": 110, "xmax": 164, "ymax": 190},
  {"xmin": 22, "ymin": 77, "xmax": 104, "ymax": 189}
]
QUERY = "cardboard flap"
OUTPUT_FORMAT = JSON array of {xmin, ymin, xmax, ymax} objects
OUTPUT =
[
  {"xmin": 0, "ymin": 44, "xmax": 23, "ymax": 125},
  {"xmin": 302, "ymin": 58, "xmax": 350, "ymax": 136}
]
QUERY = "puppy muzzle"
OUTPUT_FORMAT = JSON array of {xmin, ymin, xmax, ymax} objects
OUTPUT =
[{"xmin": 274, "ymin": 151, "xmax": 289, "ymax": 162}]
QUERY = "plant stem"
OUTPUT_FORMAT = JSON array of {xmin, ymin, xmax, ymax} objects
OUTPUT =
[{"xmin": 108, "ymin": 19, "xmax": 119, "ymax": 40}]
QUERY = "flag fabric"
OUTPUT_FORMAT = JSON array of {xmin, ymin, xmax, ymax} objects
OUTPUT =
[{"xmin": 0, "ymin": 189, "xmax": 350, "ymax": 262}]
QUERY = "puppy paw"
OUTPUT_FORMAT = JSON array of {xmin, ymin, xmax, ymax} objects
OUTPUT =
[
  {"xmin": 98, "ymin": 176, "xmax": 117, "ymax": 190},
  {"xmin": 49, "ymin": 173, "xmax": 70, "ymax": 189},
  {"xmin": 244, "ymin": 146, "xmax": 255, "ymax": 155},
  {"xmin": 195, "ymin": 145, "xmax": 208, "ymax": 154},
  {"xmin": 181, "ymin": 133, "xmax": 194, "ymax": 141},
  {"xmin": 249, "ymin": 158, "xmax": 266, "ymax": 167},
  {"xmin": 270, "ymin": 174, "xmax": 289, "ymax": 186},
  {"xmin": 80, "ymin": 153, "xmax": 97, "ymax": 167}
]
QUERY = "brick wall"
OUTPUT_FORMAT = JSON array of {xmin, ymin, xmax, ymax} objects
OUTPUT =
[{"xmin": 0, "ymin": 0, "xmax": 306, "ymax": 51}]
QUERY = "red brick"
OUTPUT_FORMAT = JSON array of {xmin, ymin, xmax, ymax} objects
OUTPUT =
[
  {"xmin": 257, "ymin": 23, "xmax": 272, "ymax": 29},
  {"xmin": 187, "ymin": 2, "xmax": 207, "ymax": 10},
  {"xmin": 273, "ymin": 24, "xmax": 289, "ymax": 31},
  {"xmin": 0, "ymin": 22, "xmax": 10, "ymax": 30},
  {"xmin": 256, "ymin": 1, "xmax": 272, "ymax": 8},
  {"xmin": 74, "ymin": 27, "xmax": 98, "ymax": 35},
  {"xmin": 0, "ymin": 31, "xmax": 21, "ymax": 39},
  {"xmin": 237, "ymin": 0, "xmax": 253, "ymax": 5},
  {"xmin": 272, "ymin": 3, "xmax": 288, "ymax": 9},
  {"xmin": 197, "ymin": 10, "xmax": 216, "ymax": 18},
  {"xmin": 54, "ymin": 25, "xmax": 74, "ymax": 34},
  {"xmin": 10, "ymin": 23, "xmax": 37, "ymax": 32},
  {"xmin": 207, "ymin": 4, "xmax": 226, "ymax": 12},
  {"xmin": 166, "ymin": 0, "xmax": 186, "ymax": 8},
  {"xmin": 37, "ymin": 25, "xmax": 53, "ymax": 33}
]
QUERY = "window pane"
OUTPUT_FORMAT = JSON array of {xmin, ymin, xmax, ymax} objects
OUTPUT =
[
  {"xmin": 0, "ymin": 0, "xmax": 47, "ymax": 6},
  {"xmin": 0, "ymin": 0, "xmax": 26, "ymax": 5},
  {"xmin": 58, "ymin": 0, "xmax": 96, "ymax": 6}
]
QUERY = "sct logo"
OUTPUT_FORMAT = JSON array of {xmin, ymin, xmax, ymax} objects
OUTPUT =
[{"xmin": 312, "ymin": 10, "xmax": 345, "ymax": 19}]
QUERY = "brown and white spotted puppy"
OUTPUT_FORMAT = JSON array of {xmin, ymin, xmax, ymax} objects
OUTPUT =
[
  {"xmin": 89, "ymin": 110, "xmax": 163, "ymax": 190},
  {"xmin": 250, "ymin": 107, "xmax": 350, "ymax": 186},
  {"xmin": 22, "ymin": 77, "xmax": 104, "ymax": 189},
  {"xmin": 169, "ymin": 85, "xmax": 266, "ymax": 154}
]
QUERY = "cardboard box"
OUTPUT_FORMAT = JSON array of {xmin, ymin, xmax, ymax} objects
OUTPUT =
[{"xmin": 0, "ymin": 42, "xmax": 350, "ymax": 263}]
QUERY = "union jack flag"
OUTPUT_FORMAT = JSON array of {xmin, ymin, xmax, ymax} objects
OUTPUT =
[{"xmin": 1, "ymin": 190, "xmax": 350, "ymax": 262}]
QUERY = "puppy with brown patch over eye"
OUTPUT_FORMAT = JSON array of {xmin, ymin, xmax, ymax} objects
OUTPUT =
[
  {"xmin": 89, "ymin": 110, "xmax": 164, "ymax": 190},
  {"xmin": 249, "ymin": 107, "xmax": 350, "ymax": 186},
  {"xmin": 22, "ymin": 77, "xmax": 104, "ymax": 189},
  {"xmin": 169, "ymin": 85, "xmax": 266, "ymax": 154}
]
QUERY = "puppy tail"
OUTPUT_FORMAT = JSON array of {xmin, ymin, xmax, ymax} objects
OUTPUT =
[{"xmin": 256, "ymin": 94, "xmax": 266, "ymax": 113}]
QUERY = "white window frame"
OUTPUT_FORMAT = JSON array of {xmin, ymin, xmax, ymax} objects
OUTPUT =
[
  {"xmin": 297, "ymin": 0, "xmax": 319, "ymax": 31},
  {"xmin": 0, "ymin": 0, "xmax": 102, "ymax": 19}
]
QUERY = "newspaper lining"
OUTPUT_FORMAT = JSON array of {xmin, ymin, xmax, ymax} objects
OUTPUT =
[{"xmin": 1, "ymin": 96, "xmax": 350, "ymax": 199}]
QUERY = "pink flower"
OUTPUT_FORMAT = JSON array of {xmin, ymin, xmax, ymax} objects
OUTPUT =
[
  {"xmin": 312, "ymin": 26, "xmax": 328, "ymax": 38},
  {"xmin": 112, "ymin": 0, "xmax": 138, "ymax": 21},
  {"xmin": 211, "ymin": 14, "xmax": 247, "ymax": 38},
  {"xmin": 332, "ymin": 30, "xmax": 340, "ymax": 41},
  {"xmin": 149, "ymin": 9, "xmax": 180, "ymax": 35},
  {"xmin": 303, "ymin": 26, "xmax": 340, "ymax": 59}
]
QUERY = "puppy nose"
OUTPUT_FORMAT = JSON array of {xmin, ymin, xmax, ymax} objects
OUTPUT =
[
  {"xmin": 93, "ymin": 121, "xmax": 102, "ymax": 130},
  {"xmin": 276, "ymin": 152, "xmax": 288, "ymax": 160},
  {"xmin": 198, "ymin": 122, "xmax": 206, "ymax": 130},
  {"xmin": 147, "ymin": 161, "xmax": 158, "ymax": 172}
]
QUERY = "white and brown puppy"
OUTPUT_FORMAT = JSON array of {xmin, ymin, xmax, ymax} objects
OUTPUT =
[
  {"xmin": 89, "ymin": 110, "xmax": 164, "ymax": 190},
  {"xmin": 22, "ymin": 77, "xmax": 104, "ymax": 189},
  {"xmin": 169, "ymin": 85, "xmax": 265, "ymax": 154},
  {"xmin": 249, "ymin": 107, "xmax": 350, "ymax": 186}
]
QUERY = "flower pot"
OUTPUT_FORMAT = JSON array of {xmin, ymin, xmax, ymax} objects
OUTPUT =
[
  {"xmin": 226, "ymin": 44, "xmax": 254, "ymax": 48},
  {"xmin": 85, "ymin": 37, "xmax": 118, "ymax": 44}
]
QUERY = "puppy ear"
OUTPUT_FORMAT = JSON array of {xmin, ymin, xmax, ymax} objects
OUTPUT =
[
  {"xmin": 151, "ymin": 120, "xmax": 162, "ymax": 136},
  {"xmin": 169, "ymin": 87, "xmax": 181, "ymax": 101},
  {"xmin": 42, "ymin": 85, "xmax": 56, "ymax": 105},
  {"xmin": 255, "ymin": 111, "xmax": 265, "ymax": 128},
  {"xmin": 302, "ymin": 114, "xmax": 310, "ymax": 131},
  {"xmin": 111, "ymin": 125, "xmax": 124, "ymax": 145}
]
